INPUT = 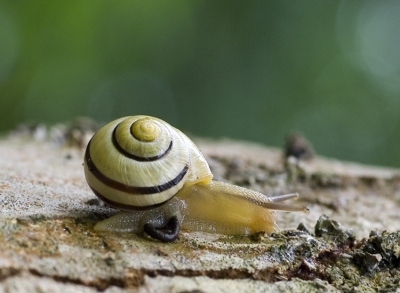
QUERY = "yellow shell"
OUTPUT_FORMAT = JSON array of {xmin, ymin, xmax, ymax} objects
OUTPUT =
[
  {"xmin": 83, "ymin": 115, "xmax": 213, "ymax": 209},
  {"xmin": 131, "ymin": 117, "xmax": 161, "ymax": 142}
]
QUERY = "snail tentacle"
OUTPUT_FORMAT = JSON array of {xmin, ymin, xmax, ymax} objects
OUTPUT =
[
  {"xmin": 143, "ymin": 216, "xmax": 180, "ymax": 242},
  {"xmin": 269, "ymin": 193, "xmax": 299, "ymax": 202}
]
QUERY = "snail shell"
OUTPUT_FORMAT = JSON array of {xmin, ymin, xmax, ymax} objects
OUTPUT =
[
  {"xmin": 84, "ymin": 115, "xmax": 308, "ymax": 242},
  {"xmin": 84, "ymin": 115, "xmax": 212, "ymax": 209}
]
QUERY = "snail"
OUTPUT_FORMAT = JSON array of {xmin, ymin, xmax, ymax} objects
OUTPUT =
[{"xmin": 83, "ymin": 115, "xmax": 309, "ymax": 242}]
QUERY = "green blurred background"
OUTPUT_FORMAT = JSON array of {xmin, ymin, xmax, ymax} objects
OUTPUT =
[{"xmin": 1, "ymin": 1, "xmax": 400, "ymax": 167}]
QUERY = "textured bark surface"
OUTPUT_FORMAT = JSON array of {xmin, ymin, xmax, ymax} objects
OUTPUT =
[{"xmin": 0, "ymin": 123, "xmax": 400, "ymax": 292}]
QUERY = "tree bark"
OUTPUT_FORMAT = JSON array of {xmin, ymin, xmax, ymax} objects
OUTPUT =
[{"xmin": 0, "ymin": 124, "xmax": 399, "ymax": 292}]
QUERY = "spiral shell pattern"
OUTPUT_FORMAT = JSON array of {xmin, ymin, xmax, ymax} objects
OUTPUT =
[{"xmin": 84, "ymin": 116, "xmax": 192, "ymax": 210}]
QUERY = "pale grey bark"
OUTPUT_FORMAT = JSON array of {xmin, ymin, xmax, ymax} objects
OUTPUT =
[{"xmin": 0, "ymin": 126, "xmax": 399, "ymax": 292}]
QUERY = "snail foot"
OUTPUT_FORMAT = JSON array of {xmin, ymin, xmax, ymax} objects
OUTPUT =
[{"xmin": 143, "ymin": 216, "xmax": 180, "ymax": 242}]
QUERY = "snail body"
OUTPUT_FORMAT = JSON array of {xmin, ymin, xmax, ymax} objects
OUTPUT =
[{"xmin": 84, "ymin": 115, "xmax": 308, "ymax": 242}]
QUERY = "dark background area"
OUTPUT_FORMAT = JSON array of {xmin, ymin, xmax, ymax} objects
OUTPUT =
[{"xmin": 1, "ymin": 1, "xmax": 400, "ymax": 167}]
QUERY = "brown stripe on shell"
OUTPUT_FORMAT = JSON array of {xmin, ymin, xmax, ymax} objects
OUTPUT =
[
  {"xmin": 112, "ymin": 123, "xmax": 173, "ymax": 162},
  {"xmin": 90, "ymin": 187, "xmax": 170, "ymax": 211},
  {"xmin": 85, "ymin": 140, "xmax": 189, "ymax": 195}
]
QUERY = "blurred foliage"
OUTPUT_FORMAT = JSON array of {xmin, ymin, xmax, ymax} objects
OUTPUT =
[{"xmin": 1, "ymin": 1, "xmax": 400, "ymax": 167}]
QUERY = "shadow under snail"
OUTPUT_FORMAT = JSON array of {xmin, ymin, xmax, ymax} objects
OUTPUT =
[{"xmin": 83, "ymin": 115, "xmax": 309, "ymax": 242}]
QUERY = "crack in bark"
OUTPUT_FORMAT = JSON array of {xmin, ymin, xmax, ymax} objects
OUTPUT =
[
  {"xmin": 0, "ymin": 265, "xmax": 328, "ymax": 291},
  {"xmin": 28, "ymin": 268, "xmax": 141, "ymax": 291},
  {"xmin": 0, "ymin": 267, "xmax": 20, "ymax": 281},
  {"xmin": 0, "ymin": 267, "xmax": 276, "ymax": 291}
]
